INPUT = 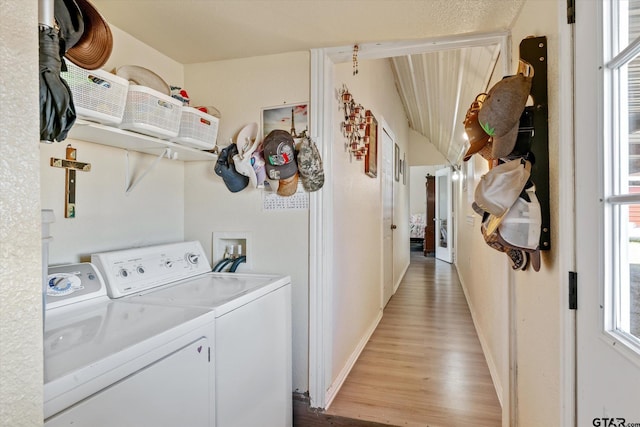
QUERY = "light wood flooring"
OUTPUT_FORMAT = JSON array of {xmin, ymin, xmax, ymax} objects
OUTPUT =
[{"xmin": 323, "ymin": 253, "xmax": 502, "ymax": 427}]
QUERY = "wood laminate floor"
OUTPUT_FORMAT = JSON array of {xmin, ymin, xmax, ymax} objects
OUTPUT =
[{"xmin": 323, "ymin": 253, "xmax": 502, "ymax": 427}]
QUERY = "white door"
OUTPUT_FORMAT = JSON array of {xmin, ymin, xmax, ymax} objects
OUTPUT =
[
  {"xmin": 435, "ymin": 167, "xmax": 453, "ymax": 263},
  {"xmin": 576, "ymin": 1, "xmax": 640, "ymax": 424},
  {"xmin": 381, "ymin": 126, "xmax": 394, "ymax": 307}
]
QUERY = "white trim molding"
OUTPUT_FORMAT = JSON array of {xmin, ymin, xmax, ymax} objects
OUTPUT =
[{"xmin": 323, "ymin": 310, "xmax": 383, "ymax": 410}]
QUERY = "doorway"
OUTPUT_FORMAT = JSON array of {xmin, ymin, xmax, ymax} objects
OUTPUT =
[
  {"xmin": 435, "ymin": 166, "xmax": 453, "ymax": 263},
  {"xmin": 308, "ymin": 32, "xmax": 511, "ymax": 409},
  {"xmin": 382, "ymin": 124, "xmax": 395, "ymax": 308},
  {"xmin": 575, "ymin": 1, "xmax": 640, "ymax": 423}
]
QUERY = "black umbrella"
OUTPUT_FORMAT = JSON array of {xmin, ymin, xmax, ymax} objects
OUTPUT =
[{"xmin": 39, "ymin": 25, "xmax": 76, "ymax": 142}]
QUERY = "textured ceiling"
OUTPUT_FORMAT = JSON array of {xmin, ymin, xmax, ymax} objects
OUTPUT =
[
  {"xmin": 92, "ymin": 0, "xmax": 524, "ymax": 64},
  {"xmin": 91, "ymin": 0, "xmax": 525, "ymax": 163}
]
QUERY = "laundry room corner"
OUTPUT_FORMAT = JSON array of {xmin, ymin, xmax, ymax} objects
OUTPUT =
[{"xmin": 183, "ymin": 51, "xmax": 311, "ymax": 394}]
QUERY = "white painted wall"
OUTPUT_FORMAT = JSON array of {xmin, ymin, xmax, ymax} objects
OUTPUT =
[
  {"xmin": 183, "ymin": 52, "xmax": 310, "ymax": 393},
  {"xmin": 510, "ymin": 2, "xmax": 563, "ymax": 425},
  {"xmin": 454, "ymin": 1, "xmax": 565, "ymax": 426},
  {"xmin": 410, "ymin": 166, "xmax": 430, "ymax": 215},
  {"xmin": 330, "ymin": 58, "xmax": 410, "ymax": 385},
  {"xmin": 454, "ymin": 155, "xmax": 510, "ymax": 414},
  {"xmin": 0, "ymin": 1, "xmax": 42, "ymax": 425},
  {"xmin": 104, "ymin": 26, "xmax": 184, "ymax": 88},
  {"xmin": 407, "ymin": 128, "xmax": 448, "ymax": 166},
  {"xmin": 40, "ymin": 142, "xmax": 185, "ymax": 263},
  {"xmin": 409, "ymin": 165, "xmax": 446, "ymax": 215}
]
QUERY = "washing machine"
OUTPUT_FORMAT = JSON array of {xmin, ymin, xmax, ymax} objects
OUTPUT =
[
  {"xmin": 91, "ymin": 240, "xmax": 293, "ymax": 427},
  {"xmin": 43, "ymin": 262, "xmax": 216, "ymax": 426}
]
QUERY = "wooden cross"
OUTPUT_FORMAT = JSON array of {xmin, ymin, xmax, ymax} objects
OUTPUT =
[{"xmin": 50, "ymin": 144, "xmax": 91, "ymax": 218}]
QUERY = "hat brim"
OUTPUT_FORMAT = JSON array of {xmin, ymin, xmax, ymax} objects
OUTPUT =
[
  {"xmin": 482, "ymin": 218, "xmax": 540, "ymax": 271},
  {"xmin": 484, "ymin": 210, "xmax": 509, "ymax": 237},
  {"xmin": 115, "ymin": 65, "xmax": 170, "ymax": 95},
  {"xmin": 266, "ymin": 161, "xmax": 298, "ymax": 180},
  {"xmin": 529, "ymin": 249, "xmax": 541, "ymax": 272},
  {"xmin": 277, "ymin": 173, "xmax": 298, "ymax": 197},
  {"xmin": 54, "ymin": 0, "xmax": 85, "ymax": 51},
  {"xmin": 491, "ymin": 124, "xmax": 519, "ymax": 159},
  {"xmin": 474, "ymin": 159, "xmax": 531, "ymax": 217},
  {"xmin": 236, "ymin": 123, "xmax": 259, "ymax": 158},
  {"xmin": 65, "ymin": 0, "xmax": 113, "ymax": 70},
  {"xmin": 233, "ymin": 154, "xmax": 258, "ymax": 188},
  {"xmin": 463, "ymin": 134, "xmax": 491, "ymax": 161}
]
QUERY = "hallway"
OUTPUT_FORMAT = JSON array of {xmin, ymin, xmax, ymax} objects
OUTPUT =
[{"xmin": 324, "ymin": 253, "xmax": 502, "ymax": 426}]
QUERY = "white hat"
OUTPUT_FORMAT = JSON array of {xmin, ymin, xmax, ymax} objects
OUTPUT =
[
  {"xmin": 474, "ymin": 158, "xmax": 531, "ymax": 235},
  {"xmin": 232, "ymin": 153, "xmax": 258, "ymax": 188},
  {"xmin": 498, "ymin": 186, "xmax": 542, "ymax": 271},
  {"xmin": 236, "ymin": 122, "xmax": 259, "ymax": 159},
  {"xmin": 481, "ymin": 185, "xmax": 542, "ymax": 271}
]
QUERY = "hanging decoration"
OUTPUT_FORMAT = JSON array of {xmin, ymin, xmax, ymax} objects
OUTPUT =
[
  {"xmin": 352, "ymin": 44, "xmax": 359, "ymax": 76},
  {"xmin": 338, "ymin": 84, "xmax": 372, "ymax": 160}
]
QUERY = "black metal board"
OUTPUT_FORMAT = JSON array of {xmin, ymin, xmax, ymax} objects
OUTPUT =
[{"xmin": 519, "ymin": 36, "xmax": 550, "ymax": 251}]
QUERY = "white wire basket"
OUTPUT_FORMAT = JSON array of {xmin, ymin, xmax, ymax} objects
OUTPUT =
[
  {"xmin": 171, "ymin": 107, "xmax": 219, "ymax": 150},
  {"xmin": 61, "ymin": 62, "xmax": 129, "ymax": 125},
  {"xmin": 119, "ymin": 85, "xmax": 182, "ymax": 139}
]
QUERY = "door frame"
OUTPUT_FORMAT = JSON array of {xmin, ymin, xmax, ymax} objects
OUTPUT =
[
  {"xmin": 573, "ymin": 0, "xmax": 640, "ymax": 423},
  {"xmin": 435, "ymin": 166, "xmax": 453, "ymax": 263},
  {"xmin": 380, "ymin": 119, "xmax": 396, "ymax": 308},
  {"xmin": 558, "ymin": 11, "xmax": 576, "ymax": 427},
  {"xmin": 309, "ymin": 31, "xmax": 512, "ymax": 409}
]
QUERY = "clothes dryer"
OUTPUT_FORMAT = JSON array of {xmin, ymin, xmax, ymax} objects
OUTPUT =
[
  {"xmin": 44, "ymin": 262, "xmax": 216, "ymax": 426},
  {"xmin": 92, "ymin": 241, "xmax": 292, "ymax": 427}
]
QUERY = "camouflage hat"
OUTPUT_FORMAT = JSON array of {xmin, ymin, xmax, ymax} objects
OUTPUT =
[{"xmin": 297, "ymin": 136, "xmax": 324, "ymax": 192}]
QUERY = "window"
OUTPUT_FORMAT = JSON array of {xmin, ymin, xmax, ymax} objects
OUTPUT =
[{"xmin": 605, "ymin": 0, "xmax": 640, "ymax": 350}]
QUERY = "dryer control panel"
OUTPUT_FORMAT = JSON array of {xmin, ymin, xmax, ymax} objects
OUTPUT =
[
  {"xmin": 91, "ymin": 241, "xmax": 211, "ymax": 298},
  {"xmin": 46, "ymin": 263, "xmax": 107, "ymax": 310}
]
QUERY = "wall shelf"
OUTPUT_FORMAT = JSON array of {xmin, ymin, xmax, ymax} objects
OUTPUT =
[{"xmin": 67, "ymin": 119, "xmax": 218, "ymax": 162}]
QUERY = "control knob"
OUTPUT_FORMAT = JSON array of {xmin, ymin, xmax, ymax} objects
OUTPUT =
[{"xmin": 186, "ymin": 253, "xmax": 199, "ymax": 264}]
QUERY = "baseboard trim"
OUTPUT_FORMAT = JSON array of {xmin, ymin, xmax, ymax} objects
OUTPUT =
[
  {"xmin": 456, "ymin": 269, "xmax": 504, "ymax": 408},
  {"xmin": 324, "ymin": 310, "xmax": 383, "ymax": 410},
  {"xmin": 394, "ymin": 260, "xmax": 410, "ymax": 294}
]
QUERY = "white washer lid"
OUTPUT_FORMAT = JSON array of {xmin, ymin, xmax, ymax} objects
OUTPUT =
[
  {"xmin": 44, "ymin": 297, "xmax": 214, "ymax": 420},
  {"xmin": 125, "ymin": 272, "xmax": 291, "ymax": 317}
]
